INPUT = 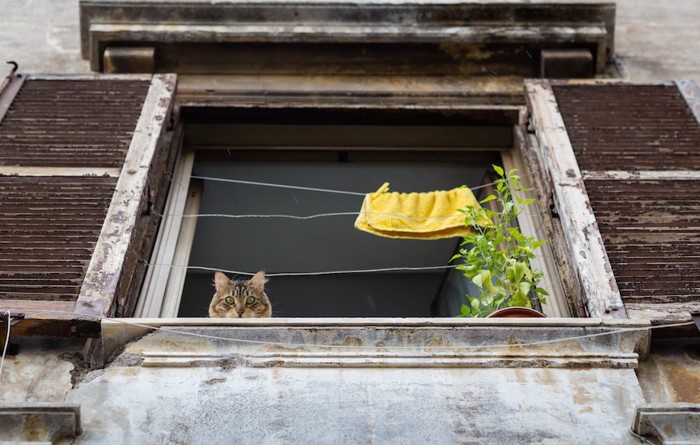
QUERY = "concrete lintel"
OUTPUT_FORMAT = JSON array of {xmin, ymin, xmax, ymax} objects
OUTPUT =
[
  {"xmin": 632, "ymin": 403, "xmax": 700, "ymax": 445},
  {"xmin": 0, "ymin": 403, "xmax": 81, "ymax": 443},
  {"xmin": 80, "ymin": 0, "xmax": 615, "ymax": 73}
]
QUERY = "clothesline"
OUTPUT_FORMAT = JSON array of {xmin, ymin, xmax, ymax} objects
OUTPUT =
[
  {"xmin": 148, "ymin": 170, "xmax": 550, "ymax": 275},
  {"xmin": 1, "ymin": 309, "xmax": 692, "ymax": 353},
  {"xmin": 156, "ymin": 210, "xmax": 547, "ymax": 221},
  {"xmin": 186, "ymin": 173, "xmax": 527, "ymax": 196},
  {"xmin": 144, "ymin": 263, "xmax": 460, "ymax": 278}
]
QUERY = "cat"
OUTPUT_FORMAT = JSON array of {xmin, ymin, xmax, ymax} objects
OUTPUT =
[{"xmin": 208, "ymin": 270, "xmax": 272, "ymax": 318}]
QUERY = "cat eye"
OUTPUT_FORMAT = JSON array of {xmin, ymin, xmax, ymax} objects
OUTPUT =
[
  {"xmin": 246, "ymin": 296, "xmax": 256, "ymax": 305},
  {"xmin": 224, "ymin": 296, "xmax": 235, "ymax": 305}
]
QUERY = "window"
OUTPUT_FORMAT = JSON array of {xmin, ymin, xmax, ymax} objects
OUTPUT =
[{"xmin": 138, "ymin": 107, "xmax": 567, "ymax": 318}]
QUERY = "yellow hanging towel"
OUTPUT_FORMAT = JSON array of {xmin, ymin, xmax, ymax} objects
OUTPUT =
[{"xmin": 354, "ymin": 182, "xmax": 483, "ymax": 240}]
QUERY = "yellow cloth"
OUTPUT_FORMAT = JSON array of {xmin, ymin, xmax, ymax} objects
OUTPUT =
[{"xmin": 354, "ymin": 182, "xmax": 482, "ymax": 240}]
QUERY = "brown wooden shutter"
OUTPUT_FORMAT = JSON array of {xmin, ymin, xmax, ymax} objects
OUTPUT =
[
  {"xmin": 525, "ymin": 79, "xmax": 700, "ymax": 323},
  {"xmin": 0, "ymin": 74, "xmax": 177, "ymax": 336}
]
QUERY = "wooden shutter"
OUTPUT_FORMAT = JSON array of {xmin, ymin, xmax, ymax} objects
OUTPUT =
[
  {"xmin": 525, "ymin": 79, "xmax": 700, "ymax": 323},
  {"xmin": 0, "ymin": 74, "xmax": 177, "ymax": 336}
]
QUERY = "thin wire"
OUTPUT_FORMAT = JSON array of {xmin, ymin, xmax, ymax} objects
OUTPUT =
[
  {"xmin": 628, "ymin": 428, "xmax": 655, "ymax": 444},
  {"xmin": 0, "ymin": 310, "xmax": 10, "ymax": 381},
  {"xmin": 168, "ymin": 212, "xmax": 359, "ymax": 220},
  {"xmin": 186, "ymin": 173, "xmax": 523, "ymax": 197},
  {"xmin": 15, "ymin": 309, "xmax": 696, "ymax": 351},
  {"xmin": 189, "ymin": 175, "xmax": 366, "ymax": 196},
  {"xmin": 157, "ymin": 211, "xmax": 480, "ymax": 221},
  {"xmin": 146, "ymin": 263, "xmax": 459, "ymax": 277}
]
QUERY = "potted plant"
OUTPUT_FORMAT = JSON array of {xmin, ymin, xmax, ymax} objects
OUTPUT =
[{"xmin": 452, "ymin": 165, "xmax": 548, "ymax": 318}]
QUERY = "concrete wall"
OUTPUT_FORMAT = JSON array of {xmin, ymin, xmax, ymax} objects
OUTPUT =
[
  {"xmin": 1, "ymin": 0, "xmax": 700, "ymax": 84},
  {"xmin": 65, "ymin": 318, "xmax": 649, "ymax": 445}
]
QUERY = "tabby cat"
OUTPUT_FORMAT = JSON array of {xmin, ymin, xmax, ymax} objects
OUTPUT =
[{"xmin": 208, "ymin": 271, "xmax": 272, "ymax": 318}]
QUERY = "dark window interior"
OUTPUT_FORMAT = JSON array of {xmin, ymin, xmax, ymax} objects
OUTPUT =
[{"xmin": 176, "ymin": 108, "xmax": 511, "ymax": 317}]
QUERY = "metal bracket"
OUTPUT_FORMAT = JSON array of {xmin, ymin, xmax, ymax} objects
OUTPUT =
[
  {"xmin": 691, "ymin": 312, "xmax": 700, "ymax": 332},
  {"xmin": 0, "ymin": 312, "xmax": 24, "ymax": 355}
]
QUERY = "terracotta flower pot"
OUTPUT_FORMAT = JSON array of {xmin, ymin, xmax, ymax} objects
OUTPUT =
[{"xmin": 486, "ymin": 307, "xmax": 546, "ymax": 318}]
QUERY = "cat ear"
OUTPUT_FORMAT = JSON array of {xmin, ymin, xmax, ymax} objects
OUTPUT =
[
  {"xmin": 214, "ymin": 271, "xmax": 232, "ymax": 292},
  {"xmin": 249, "ymin": 270, "xmax": 267, "ymax": 292}
]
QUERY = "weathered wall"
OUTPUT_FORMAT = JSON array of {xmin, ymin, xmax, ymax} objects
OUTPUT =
[
  {"xmin": 62, "ymin": 319, "xmax": 650, "ymax": 444},
  {"xmin": 1, "ymin": 338, "xmax": 83, "ymax": 403},
  {"xmin": 637, "ymin": 339, "xmax": 700, "ymax": 404},
  {"xmin": 0, "ymin": 0, "xmax": 89, "ymax": 74},
  {"xmin": 70, "ymin": 364, "xmax": 644, "ymax": 444},
  {"xmin": 1, "ymin": 0, "xmax": 700, "ymax": 84}
]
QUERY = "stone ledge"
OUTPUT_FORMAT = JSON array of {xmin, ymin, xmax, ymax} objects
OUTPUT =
[
  {"xmin": 101, "ymin": 318, "xmax": 651, "ymax": 369},
  {"xmin": 632, "ymin": 404, "xmax": 700, "ymax": 445},
  {"xmin": 0, "ymin": 403, "xmax": 81, "ymax": 443}
]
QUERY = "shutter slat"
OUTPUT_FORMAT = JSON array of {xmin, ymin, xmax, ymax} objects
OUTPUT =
[
  {"xmin": 0, "ymin": 176, "xmax": 116, "ymax": 302},
  {"xmin": 0, "ymin": 79, "xmax": 149, "ymax": 168},
  {"xmin": 552, "ymin": 84, "xmax": 700, "ymax": 172}
]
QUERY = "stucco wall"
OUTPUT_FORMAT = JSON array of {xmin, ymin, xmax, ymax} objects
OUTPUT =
[
  {"xmin": 1, "ymin": 0, "xmax": 700, "ymax": 84},
  {"xmin": 60, "ymin": 318, "xmax": 651, "ymax": 444}
]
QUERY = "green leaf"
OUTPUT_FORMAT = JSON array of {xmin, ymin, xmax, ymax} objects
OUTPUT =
[
  {"xmin": 492, "ymin": 164, "xmax": 504, "ymax": 177},
  {"xmin": 511, "ymin": 261, "xmax": 527, "ymax": 284},
  {"xmin": 472, "ymin": 270, "xmax": 489, "ymax": 288},
  {"xmin": 518, "ymin": 282, "xmax": 531, "ymax": 298},
  {"xmin": 479, "ymin": 195, "xmax": 497, "ymax": 204}
]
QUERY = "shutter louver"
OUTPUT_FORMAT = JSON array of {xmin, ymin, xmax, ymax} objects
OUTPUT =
[
  {"xmin": 0, "ymin": 79, "xmax": 149, "ymax": 167},
  {"xmin": 526, "ymin": 79, "xmax": 700, "ymax": 323},
  {"xmin": 0, "ymin": 74, "xmax": 176, "ymax": 336}
]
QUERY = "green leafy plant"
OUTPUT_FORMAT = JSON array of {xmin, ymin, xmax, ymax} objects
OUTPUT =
[{"xmin": 452, "ymin": 165, "xmax": 548, "ymax": 317}]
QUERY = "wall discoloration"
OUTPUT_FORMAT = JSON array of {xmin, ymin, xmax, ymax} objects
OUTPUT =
[
  {"xmin": 68, "ymin": 364, "xmax": 645, "ymax": 445},
  {"xmin": 61, "ymin": 321, "xmax": 650, "ymax": 442},
  {"xmin": 0, "ymin": 338, "xmax": 83, "ymax": 403},
  {"xmin": 638, "ymin": 340, "xmax": 700, "ymax": 404}
]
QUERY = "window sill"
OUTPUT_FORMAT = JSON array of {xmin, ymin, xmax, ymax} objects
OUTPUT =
[{"xmin": 100, "ymin": 317, "xmax": 651, "ymax": 369}]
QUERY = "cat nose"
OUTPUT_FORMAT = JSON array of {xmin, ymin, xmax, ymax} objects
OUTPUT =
[{"xmin": 237, "ymin": 308, "xmax": 245, "ymax": 316}]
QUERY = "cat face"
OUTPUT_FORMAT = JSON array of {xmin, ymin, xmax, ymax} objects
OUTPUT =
[{"xmin": 209, "ymin": 271, "xmax": 272, "ymax": 318}]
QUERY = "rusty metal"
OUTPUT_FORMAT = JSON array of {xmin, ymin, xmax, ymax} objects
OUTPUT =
[
  {"xmin": 0, "ymin": 61, "xmax": 18, "ymax": 96},
  {"xmin": 0, "ymin": 79, "xmax": 150, "ymax": 167},
  {"xmin": 552, "ymin": 84, "xmax": 700, "ymax": 171},
  {"xmin": 0, "ymin": 75, "xmax": 25, "ymax": 125},
  {"xmin": 0, "ymin": 176, "xmax": 117, "ymax": 302}
]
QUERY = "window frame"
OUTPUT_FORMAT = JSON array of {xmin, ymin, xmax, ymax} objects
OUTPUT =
[{"xmin": 136, "ymin": 101, "xmax": 570, "ymax": 318}]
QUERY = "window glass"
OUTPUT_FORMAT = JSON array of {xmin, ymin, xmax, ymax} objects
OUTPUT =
[{"xmin": 177, "ymin": 154, "xmax": 494, "ymax": 317}]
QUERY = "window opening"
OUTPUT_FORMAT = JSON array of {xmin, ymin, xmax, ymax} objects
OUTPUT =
[{"xmin": 139, "ymin": 108, "xmax": 563, "ymax": 318}]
